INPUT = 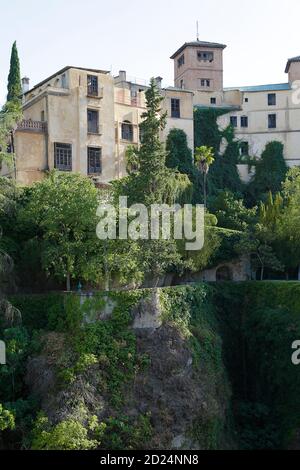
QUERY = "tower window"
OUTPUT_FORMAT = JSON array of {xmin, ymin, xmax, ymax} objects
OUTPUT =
[
  {"xmin": 268, "ymin": 93, "xmax": 276, "ymax": 106},
  {"xmin": 200, "ymin": 79, "xmax": 211, "ymax": 88},
  {"xmin": 197, "ymin": 51, "xmax": 214, "ymax": 62},
  {"xmin": 245, "ymin": 97, "xmax": 249, "ymax": 103},
  {"xmin": 210, "ymin": 97, "xmax": 216, "ymax": 105},
  {"xmin": 241, "ymin": 116, "xmax": 248, "ymax": 128},
  {"xmin": 268, "ymin": 114, "xmax": 277, "ymax": 129},
  {"xmin": 230, "ymin": 116, "xmax": 238, "ymax": 127},
  {"xmin": 171, "ymin": 98, "xmax": 181, "ymax": 118},
  {"xmin": 177, "ymin": 55, "xmax": 185, "ymax": 68},
  {"xmin": 54, "ymin": 143, "xmax": 72, "ymax": 171}
]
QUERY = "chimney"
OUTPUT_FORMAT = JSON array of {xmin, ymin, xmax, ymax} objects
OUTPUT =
[
  {"xmin": 119, "ymin": 70, "xmax": 126, "ymax": 82},
  {"xmin": 155, "ymin": 76, "xmax": 163, "ymax": 89},
  {"xmin": 22, "ymin": 77, "xmax": 30, "ymax": 94}
]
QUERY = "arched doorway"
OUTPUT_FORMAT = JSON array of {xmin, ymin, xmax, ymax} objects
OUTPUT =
[{"xmin": 216, "ymin": 265, "xmax": 233, "ymax": 282}]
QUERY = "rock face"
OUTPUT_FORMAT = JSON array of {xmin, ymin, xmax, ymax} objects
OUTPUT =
[
  {"xmin": 25, "ymin": 288, "xmax": 231, "ymax": 450},
  {"xmin": 124, "ymin": 324, "xmax": 229, "ymax": 449},
  {"xmin": 132, "ymin": 289, "xmax": 162, "ymax": 330}
]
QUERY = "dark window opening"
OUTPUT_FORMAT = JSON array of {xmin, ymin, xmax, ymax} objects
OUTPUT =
[
  {"xmin": 245, "ymin": 97, "xmax": 249, "ymax": 103},
  {"xmin": 54, "ymin": 143, "xmax": 72, "ymax": 171},
  {"xmin": 200, "ymin": 79, "xmax": 211, "ymax": 87},
  {"xmin": 197, "ymin": 51, "xmax": 214, "ymax": 62},
  {"xmin": 230, "ymin": 116, "xmax": 238, "ymax": 127},
  {"xmin": 268, "ymin": 114, "xmax": 277, "ymax": 129},
  {"xmin": 88, "ymin": 147, "xmax": 102, "ymax": 175},
  {"xmin": 210, "ymin": 97, "xmax": 216, "ymax": 105},
  {"xmin": 241, "ymin": 116, "xmax": 248, "ymax": 128},
  {"xmin": 240, "ymin": 141, "xmax": 249, "ymax": 156},
  {"xmin": 177, "ymin": 55, "xmax": 185, "ymax": 68},
  {"xmin": 268, "ymin": 93, "xmax": 276, "ymax": 106},
  {"xmin": 171, "ymin": 98, "xmax": 180, "ymax": 118},
  {"xmin": 41, "ymin": 111, "xmax": 45, "ymax": 122},
  {"xmin": 122, "ymin": 121, "xmax": 133, "ymax": 141},
  {"xmin": 87, "ymin": 109, "xmax": 99, "ymax": 133},
  {"xmin": 216, "ymin": 265, "xmax": 233, "ymax": 282},
  {"xmin": 87, "ymin": 75, "xmax": 98, "ymax": 96}
]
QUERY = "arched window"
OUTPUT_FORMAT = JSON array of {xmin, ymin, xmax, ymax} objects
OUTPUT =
[
  {"xmin": 216, "ymin": 265, "xmax": 233, "ymax": 282},
  {"xmin": 122, "ymin": 121, "xmax": 133, "ymax": 141}
]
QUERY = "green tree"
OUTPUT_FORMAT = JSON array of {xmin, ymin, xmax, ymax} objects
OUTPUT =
[
  {"xmin": 165, "ymin": 128, "xmax": 203, "ymax": 204},
  {"xmin": 275, "ymin": 168, "xmax": 300, "ymax": 277},
  {"xmin": 121, "ymin": 78, "xmax": 192, "ymax": 206},
  {"xmin": 31, "ymin": 414, "xmax": 106, "ymax": 450},
  {"xmin": 210, "ymin": 190, "xmax": 257, "ymax": 231},
  {"xmin": 247, "ymin": 142, "xmax": 288, "ymax": 205},
  {"xmin": 0, "ymin": 404, "xmax": 15, "ymax": 431},
  {"xmin": 166, "ymin": 128, "xmax": 193, "ymax": 172},
  {"xmin": 195, "ymin": 146, "xmax": 215, "ymax": 208},
  {"xmin": 19, "ymin": 172, "xmax": 104, "ymax": 291},
  {"xmin": 7, "ymin": 42, "xmax": 22, "ymax": 104}
]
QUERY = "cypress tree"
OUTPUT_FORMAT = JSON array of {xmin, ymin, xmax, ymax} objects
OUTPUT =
[{"xmin": 7, "ymin": 41, "xmax": 22, "ymax": 104}]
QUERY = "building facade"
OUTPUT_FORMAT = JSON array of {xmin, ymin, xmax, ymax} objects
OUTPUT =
[
  {"xmin": 171, "ymin": 40, "xmax": 300, "ymax": 181},
  {"xmin": 5, "ymin": 41, "xmax": 300, "ymax": 186},
  {"xmin": 7, "ymin": 66, "xmax": 194, "ymax": 185}
]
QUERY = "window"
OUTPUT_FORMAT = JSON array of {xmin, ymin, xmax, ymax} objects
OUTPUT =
[
  {"xmin": 197, "ymin": 51, "xmax": 214, "ymax": 62},
  {"xmin": 230, "ymin": 116, "xmax": 238, "ymax": 127},
  {"xmin": 61, "ymin": 73, "xmax": 67, "ymax": 88},
  {"xmin": 245, "ymin": 97, "xmax": 249, "ymax": 103},
  {"xmin": 88, "ymin": 147, "xmax": 102, "ymax": 175},
  {"xmin": 240, "ymin": 141, "xmax": 249, "ymax": 156},
  {"xmin": 54, "ymin": 143, "xmax": 72, "ymax": 171},
  {"xmin": 121, "ymin": 121, "xmax": 133, "ymax": 141},
  {"xmin": 177, "ymin": 55, "xmax": 185, "ymax": 68},
  {"xmin": 210, "ymin": 97, "xmax": 216, "ymax": 105},
  {"xmin": 268, "ymin": 93, "xmax": 276, "ymax": 106},
  {"xmin": 87, "ymin": 75, "xmax": 98, "ymax": 96},
  {"xmin": 41, "ymin": 110, "xmax": 45, "ymax": 122},
  {"xmin": 171, "ymin": 98, "xmax": 180, "ymax": 118},
  {"xmin": 241, "ymin": 116, "xmax": 248, "ymax": 128},
  {"xmin": 268, "ymin": 114, "xmax": 277, "ymax": 129},
  {"xmin": 180, "ymin": 79, "xmax": 184, "ymax": 89},
  {"xmin": 87, "ymin": 109, "xmax": 99, "ymax": 133},
  {"xmin": 200, "ymin": 79, "xmax": 211, "ymax": 88}
]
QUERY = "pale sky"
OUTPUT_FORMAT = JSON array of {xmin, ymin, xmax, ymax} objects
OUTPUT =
[{"xmin": 1, "ymin": 0, "xmax": 300, "ymax": 104}]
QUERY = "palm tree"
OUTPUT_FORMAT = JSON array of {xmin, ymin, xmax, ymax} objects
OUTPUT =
[{"xmin": 194, "ymin": 146, "xmax": 215, "ymax": 207}]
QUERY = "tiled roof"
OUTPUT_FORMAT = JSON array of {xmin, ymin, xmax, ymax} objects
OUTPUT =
[
  {"xmin": 224, "ymin": 83, "xmax": 291, "ymax": 92},
  {"xmin": 170, "ymin": 40, "xmax": 227, "ymax": 59},
  {"xmin": 285, "ymin": 56, "xmax": 300, "ymax": 73}
]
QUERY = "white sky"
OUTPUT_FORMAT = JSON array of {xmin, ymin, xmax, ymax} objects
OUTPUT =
[{"xmin": 1, "ymin": 0, "xmax": 300, "ymax": 104}]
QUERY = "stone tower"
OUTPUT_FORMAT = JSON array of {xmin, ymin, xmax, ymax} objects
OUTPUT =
[{"xmin": 170, "ymin": 40, "xmax": 226, "ymax": 92}]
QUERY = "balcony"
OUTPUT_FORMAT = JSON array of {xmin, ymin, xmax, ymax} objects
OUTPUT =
[
  {"xmin": 17, "ymin": 119, "xmax": 47, "ymax": 133},
  {"xmin": 87, "ymin": 86, "xmax": 104, "ymax": 99}
]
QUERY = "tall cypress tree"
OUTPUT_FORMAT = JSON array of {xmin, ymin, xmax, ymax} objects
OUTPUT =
[{"xmin": 7, "ymin": 41, "xmax": 22, "ymax": 104}]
